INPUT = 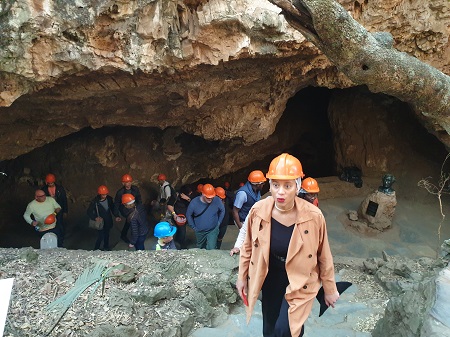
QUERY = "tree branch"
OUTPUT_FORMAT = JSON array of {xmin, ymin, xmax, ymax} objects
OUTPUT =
[{"xmin": 268, "ymin": 0, "xmax": 450, "ymax": 133}]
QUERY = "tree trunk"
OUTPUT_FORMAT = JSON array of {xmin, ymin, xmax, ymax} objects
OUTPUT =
[{"xmin": 268, "ymin": 0, "xmax": 450, "ymax": 139}]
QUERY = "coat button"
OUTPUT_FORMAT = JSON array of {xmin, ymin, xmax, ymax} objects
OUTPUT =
[
  {"xmin": 304, "ymin": 230, "xmax": 309, "ymax": 234},
  {"xmin": 251, "ymin": 261, "xmax": 254, "ymax": 265},
  {"xmin": 308, "ymin": 254, "xmax": 312, "ymax": 258},
  {"xmin": 248, "ymin": 276, "xmax": 250, "ymax": 280},
  {"xmin": 303, "ymin": 285, "xmax": 307, "ymax": 289},
  {"xmin": 254, "ymin": 243, "xmax": 258, "ymax": 247}
]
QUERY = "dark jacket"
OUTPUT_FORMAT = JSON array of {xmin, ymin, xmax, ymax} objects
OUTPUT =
[
  {"xmin": 114, "ymin": 185, "xmax": 142, "ymax": 217},
  {"xmin": 41, "ymin": 184, "xmax": 68, "ymax": 214},
  {"xmin": 127, "ymin": 204, "xmax": 149, "ymax": 245},
  {"xmin": 87, "ymin": 195, "xmax": 119, "ymax": 230}
]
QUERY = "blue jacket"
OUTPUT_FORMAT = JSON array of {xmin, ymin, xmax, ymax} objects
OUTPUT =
[
  {"xmin": 127, "ymin": 204, "xmax": 149, "ymax": 245},
  {"xmin": 186, "ymin": 196, "xmax": 225, "ymax": 232},
  {"xmin": 235, "ymin": 181, "xmax": 261, "ymax": 222}
]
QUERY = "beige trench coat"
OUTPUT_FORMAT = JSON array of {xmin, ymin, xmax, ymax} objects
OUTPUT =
[{"xmin": 238, "ymin": 196, "xmax": 337, "ymax": 337}]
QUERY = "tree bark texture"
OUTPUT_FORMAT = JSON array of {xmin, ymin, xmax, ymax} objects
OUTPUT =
[{"xmin": 269, "ymin": 0, "xmax": 450, "ymax": 135}]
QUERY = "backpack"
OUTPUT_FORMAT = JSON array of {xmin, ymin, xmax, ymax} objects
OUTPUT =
[{"xmin": 164, "ymin": 184, "xmax": 177, "ymax": 200}]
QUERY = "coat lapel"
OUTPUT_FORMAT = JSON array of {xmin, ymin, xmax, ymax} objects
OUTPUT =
[{"xmin": 286, "ymin": 198, "xmax": 313, "ymax": 265}]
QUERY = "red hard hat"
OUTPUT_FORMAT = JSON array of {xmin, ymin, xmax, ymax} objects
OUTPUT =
[
  {"xmin": 158, "ymin": 173, "xmax": 167, "ymax": 181},
  {"xmin": 248, "ymin": 170, "xmax": 267, "ymax": 183},
  {"xmin": 202, "ymin": 184, "xmax": 216, "ymax": 198},
  {"xmin": 45, "ymin": 174, "xmax": 56, "ymax": 184},
  {"xmin": 197, "ymin": 184, "xmax": 204, "ymax": 193},
  {"xmin": 239, "ymin": 182, "xmax": 245, "ymax": 187},
  {"xmin": 44, "ymin": 214, "xmax": 56, "ymax": 224},
  {"xmin": 174, "ymin": 214, "xmax": 187, "ymax": 226},
  {"xmin": 121, "ymin": 174, "xmax": 133, "ymax": 183},
  {"xmin": 224, "ymin": 181, "xmax": 230, "ymax": 189},
  {"xmin": 122, "ymin": 193, "xmax": 135, "ymax": 205},
  {"xmin": 97, "ymin": 185, "xmax": 109, "ymax": 195},
  {"xmin": 215, "ymin": 187, "xmax": 226, "ymax": 199}
]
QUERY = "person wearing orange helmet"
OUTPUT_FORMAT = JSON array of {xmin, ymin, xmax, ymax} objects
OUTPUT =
[
  {"xmin": 23, "ymin": 189, "xmax": 62, "ymax": 246},
  {"xmin": 41, "ymin": 173, "xmax": 68, "ymax": 247},
  {"xmin": 152, "ymin": 173, "xmax": 175, "ymax": 220},
  {"xmin": 114, "ymin": 174, "xmax": 142, "ymax": 243},
  {"xmin": 215, "ymin": 187, "xmax": 230, "ymax": 249},
  {"xmin": 299, "ymin": 177, "xmax": 320, "ymax": 207},
  {"xmin": 232, "ymin": 170, "xmax": 267, "ymax": 229},
  {"xmin": 236, "ymin": 153, "xmax": 339, "ymax": 337},
  {"xmin": 122, "ymin": 193, "xmax": 149, "ymax": 250},
  {"xmin": 87, "ymin": 185, "xmax": 121, "ymax": 251},
  {"xmin": 186, "ymin": 184, "xmax": 225, "ymax": 250}
]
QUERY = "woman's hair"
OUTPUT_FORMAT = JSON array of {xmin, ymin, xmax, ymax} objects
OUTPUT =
[{"xmin": 269, "ymin": 178, "xmax": 302, "ymax": 194}]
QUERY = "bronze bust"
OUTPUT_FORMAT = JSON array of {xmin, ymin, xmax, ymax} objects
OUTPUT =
[{"xmin": 378, "ymin": 174, "xmax": 395, "ymax": 195}]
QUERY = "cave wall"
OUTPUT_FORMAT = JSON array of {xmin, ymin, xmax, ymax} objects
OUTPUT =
[
  {"xmin": 329, "ymin": 86, "xmax": 448, "ymax": 195},
  {"xmin": 1, "ymin": 0, "xmax": 450, "ymax": 161}
]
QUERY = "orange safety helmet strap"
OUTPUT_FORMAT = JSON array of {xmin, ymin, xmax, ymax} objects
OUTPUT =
[{"xmin": 266, "ymin": 153, "xmax": 305, "ymax": 180}]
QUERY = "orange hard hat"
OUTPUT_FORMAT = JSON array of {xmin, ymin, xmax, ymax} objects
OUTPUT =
[
  {"xmin": 121, "ymin": 174, "xmax": 133, "ymax": 183},
  {"xmin": 202, "ymin": 184, "xmax": 216, "ymax": 198},
  {"xmin": 248, "ymin": 170, "xmax": 267, "ymax": 183},
  {"xmin": 45, "ymin": 174, "xmax": 56, "ymax": 183},
  {"xmin": 158, "ymin": 173, "xmax": 167, "ymax": 181},
  {"xmin": 215, "ymin": 187, "xmax": 226, "ymax": 199},
  {"xmin": 301, "ymin": 177, "xmax": 320, "ymax": 193},
  {"xmin": 266, "ymin": 153, "xmax": 305, "ymax": 180},
  {"xmin": 224, "ymin": 181, "xmax": 230, "ymax": 189},
  {"xmin": 44, "ymin": 214, "xmax": 56, "ymax": 224},
  {"xmin": 97, "ymin": 185, "xmax": 109, "ymax": 195},
  {"xmin": 197, "ymin": 184, "xmax": 204, "ymax": 193},
  {"xmin": 174, "ymin": 214, "xmax": 187, "ymax": 226},
  {"xmin": 122, "ymin": 193, "xmax": 135, "ymax": 205}
]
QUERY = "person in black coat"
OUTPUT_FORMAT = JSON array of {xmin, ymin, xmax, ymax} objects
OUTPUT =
[
  {"xmin": 87, "ymin": 185, "xmax": 120, "ymax": 251},
  {"xmin": 41, "ymin": 173, "xmax": 68, "ymax": 247},
  {"xmin": 113, "ymin": 174, "xmax": 142, "ymax": 243}
]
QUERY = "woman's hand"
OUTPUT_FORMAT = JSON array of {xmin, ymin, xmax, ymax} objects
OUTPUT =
[
  {"xmin": 229, "ymin": 247, "xmax": 240, "ymax": 256},
  {"xmin": 95, "ymin": 217, "xmax": 103, "ymax": 221},
  {"xmin": 324, "ymin": 291, "xmax": 340, "ymax": 308},
  {"xmin": 236, "ymin": 279, "xmax": 248, "ymax": 304}
]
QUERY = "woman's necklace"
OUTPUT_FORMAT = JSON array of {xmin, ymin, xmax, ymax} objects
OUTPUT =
[{"xmin": 274, "ymin": 202, "xmax": 295, "ymax": 212}]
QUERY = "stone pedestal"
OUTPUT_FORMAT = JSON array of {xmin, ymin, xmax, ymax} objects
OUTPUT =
[{"xmin": 358, "ymin": 191, "xmax": 396, "ymax": 231}]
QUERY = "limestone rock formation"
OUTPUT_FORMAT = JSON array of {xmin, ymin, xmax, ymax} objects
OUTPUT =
[
  {"xmin": 1, "ymin": 0, "xmax": 449, "ymax": 161},
  {"xmin": 358, "ymin": 190, "xmax": 397, "ymax": 231}
]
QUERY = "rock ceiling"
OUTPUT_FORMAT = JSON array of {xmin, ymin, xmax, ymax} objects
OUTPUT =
[{"xmin": 0, "ymin": 0, "xmax": 449, "ymax": 161}]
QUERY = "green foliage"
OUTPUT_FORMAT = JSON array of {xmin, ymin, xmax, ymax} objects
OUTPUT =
[{"xmin": 45, "ymin": 261, "xmax": 121, "ymax": 336}]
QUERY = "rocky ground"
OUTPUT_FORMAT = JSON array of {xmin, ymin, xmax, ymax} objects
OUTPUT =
[{"xmin": 1, "ymin": 246, "xmax": 448, "ymax": 337}]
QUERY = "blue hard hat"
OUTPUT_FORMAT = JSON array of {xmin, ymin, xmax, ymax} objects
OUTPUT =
[{"xmin": 154, "ymin": 221, "xmax": 177, "ymax": 239}]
